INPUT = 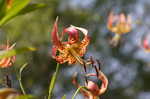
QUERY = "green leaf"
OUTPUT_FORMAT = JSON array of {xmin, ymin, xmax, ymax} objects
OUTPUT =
[
  {"xmin": 0, "ymin": 0, "xmax": 31, "ymax": 26},
  {"xmin": 15, "ymin": 95, "xmax": 36, "ymax": 99},
  {"xmin": 48, "ymin": 63, "xmax": 60, "ymax": 99},
  {"xmin": 18, "ymin": 3, "xmax": 47, "ymax": 15},
  {"xmin": 0, "ymin": 46, "xmax": 36, "ymax": 59},
  {"xmin": 61, "ymin": 95, "xmax": 66, "ymax": 99},
  {"xmin": 0, "ymin": 0, "xmax": 6, "ymax": 19}
]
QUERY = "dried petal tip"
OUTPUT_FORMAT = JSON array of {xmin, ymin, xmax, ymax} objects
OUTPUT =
[{"xmin": 96, "ymin": 59, "xmax": 101, "ymax": 70}]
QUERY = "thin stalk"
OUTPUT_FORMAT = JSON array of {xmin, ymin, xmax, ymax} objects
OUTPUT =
[
  {"xmin": 18, "ymin": 63, "xmax": 28, "ymax": 95},
  {"xmin": 111, "ymin": 34, "xmax": 121, "ymax": 46},
  {"xmin": 48, "ymin": 63, "xmax": 60, "ymax": 99},
  {"xmin": 72, "ymin": 86, "xmax": 85, "ymax": 99},
  {"xmin": 18, "ymin": 76, "xmax": 26, "ymax": 94}
]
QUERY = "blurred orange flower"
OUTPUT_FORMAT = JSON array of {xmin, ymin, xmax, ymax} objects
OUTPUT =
[
  {"xmin": 107, "ymin": 12, "xmax": 131, "ymax": 34},
  {"xmin": 107, "ymin": 12, "xmax": 132, "ymax": 46},
  {"xmin": 51, "ymin": 18, "xmax": 90, "ymax": 64},
  {"xmin": 142, "ymin": 34, "xmax": 150, "ymax": 52},
  {"xmin": 0, "ymin": 43, "xmax": 16, "ymax": 68},
  {"xmin": 6, "ymin": 0, "xmax": 13, "ymax": 10},
  {"xmin": 0, "ymin": 88, "xmax": 20, "ymax": 99}
]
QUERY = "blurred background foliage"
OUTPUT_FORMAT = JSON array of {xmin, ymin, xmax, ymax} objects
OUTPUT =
[{"xmin": 0, "ymin": 0, "xmax": 150, "ymax": 99}]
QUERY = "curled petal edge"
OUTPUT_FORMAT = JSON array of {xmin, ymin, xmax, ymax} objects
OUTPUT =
[{"xmin": 70, "ymin": 25, "xmax": 88, "ymax": 36}]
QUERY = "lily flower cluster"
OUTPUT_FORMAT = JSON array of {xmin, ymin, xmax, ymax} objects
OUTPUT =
[
  {"xmin": 107, "ymin": 12, "xmax": 132, "ymax": 46},
  {"xmin": 51, "ymin": 18, "xmax": 108, "ymax": 99}
]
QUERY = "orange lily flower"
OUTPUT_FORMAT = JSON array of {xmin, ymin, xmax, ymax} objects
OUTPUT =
[
  {"xmin": 72, "ymin": 66, "xmax": 108, "ymax": 99},
  {"xmin": 6, "ymin": 0, "xmax": 13, "ymax": 10},
  {"xmin": 0, "ymin": 43, "xmax": 16, "ymax": 68},
  {"xmin": 0, "ymin": 88, "xmax": 20, "ymax": 99},
  {"xmin": 107, "ymin": 12, "xmax": 132, "ymax": 46},
  {"xmin": 107, "ymin": 12, "xmax": 131, "ymax": 34},
  {"xmin": 51, "ymin": 18, "xmax": 90, "ymax": 64}
]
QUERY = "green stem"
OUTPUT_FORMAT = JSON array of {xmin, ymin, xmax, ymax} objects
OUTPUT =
[
  {"xmin": 18, "ymin": 63, "xmax": 28, "ymax": 95},
  {"xmin": 111, "ymin": 34, "xmax": 121, "ymax": 46},
  {"xmin": 18, "ymin": 76, "xmax": 26, "ymax": 94},
  {"xmin": 72, "ymin": 86, "xmax": 85, "ymax": 99},
  {"xmin": 48, "ymin": 63, "xmax": 60, "ymax": 99}
]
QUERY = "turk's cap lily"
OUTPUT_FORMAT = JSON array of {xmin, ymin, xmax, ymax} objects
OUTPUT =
[
  {"xmin": 85, "ymin": 71, "xmax": 108, "ymax": 96},
  {"xmin": 72, "ymin": 69, "xmax": 108, "ymax": 98},
  {"xmin": 0, "ymin": 43, "xmax": 16, "ymax": 68},
  {"xmin": 51, "ymin": 18, "xmax": 90, "ymax": 64},
  {"xmin": 107, "ymin": 12, "xmax": 132, "ymax": 34}
]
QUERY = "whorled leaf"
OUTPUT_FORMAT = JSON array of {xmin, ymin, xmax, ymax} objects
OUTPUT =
[
  {"xmin": 0, "ymin": 0, "xmax": 6, "ymax": 19},
  {"xmin": 18, "ymin": 3, "xmax": 47, "ymax": 15},
  {"xmin": 0, "ymin": 46, "xmax": 36, "ymax": 59},
  {"xmin": 0, "ymin": 0, "xmax": 31, "ymax": 26},
  {"xmin": 15, "ymin": 95, "xmax": 36, "ymax": 99}
]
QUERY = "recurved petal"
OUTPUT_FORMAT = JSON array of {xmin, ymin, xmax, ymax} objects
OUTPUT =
[
  {"xmin": 64, "ymin": 26, "xmax": 79, "ymax": 41},
  {"xmin": 127, "ymin": 15, "xmax": 132, "ymax": 25},
  {"xmin": 86, "ymin": 81, "xmax": 99, "ymax": 92},
  {"xmin": 70, "ymin": 25, "xmax": 88, "ymax": 36},
  {"xmin": 85, "ymin": 71, "xmax": 108, "ymax": 95},
  {"xmin": 51, "ymin": 17, "xmax": 62, "ymax": 47},
  {"xmin": 51, "ymin": 46, "xmax": 57, "ymax": 58},
  {"xmin": 120, "ymin": 13, "xmax": 126, "ymax": 23},
  {"xmin": 64, "ymin": 26, "xmax": 78, "ymax": 34},
  {"xmin": 0, "ymin": 58, "xmax": 11, "ymax": 68},
  {"xmin": 107, "ymin": 12, "xmax": 114, "ymax": 27}
]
